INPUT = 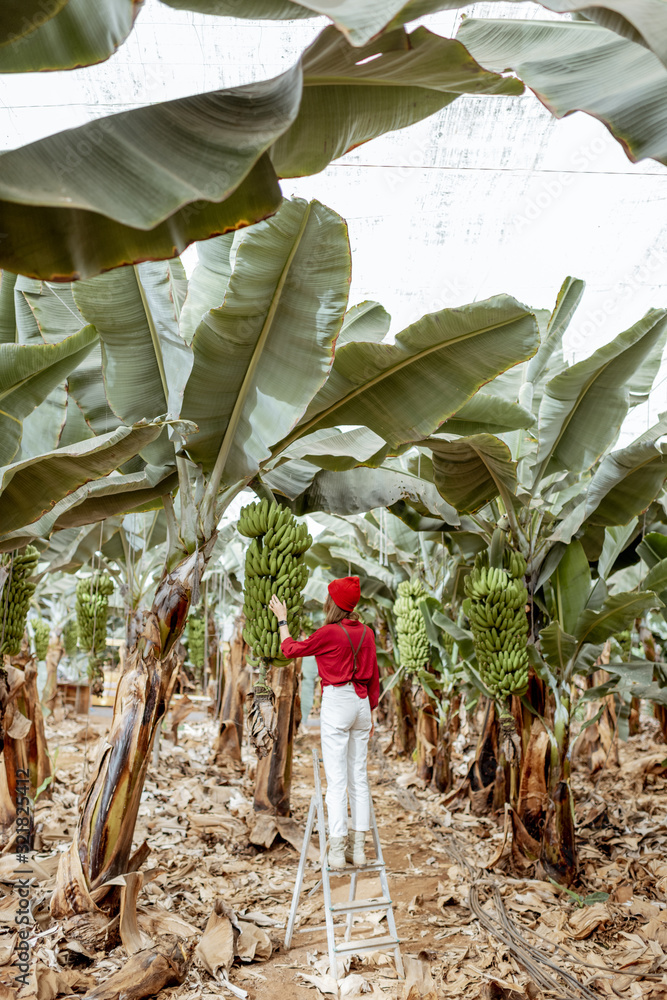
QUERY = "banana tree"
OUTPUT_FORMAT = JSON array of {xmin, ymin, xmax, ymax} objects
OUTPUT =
[
  {"xmin": 407, "ymin": 276, "xmax": 667, "ymax": 882},
  {"xmin": 0, "ymin": 197, "xmax": 540, "ymax": 919}
]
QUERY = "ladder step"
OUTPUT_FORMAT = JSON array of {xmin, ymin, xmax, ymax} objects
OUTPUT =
[
  {"xmin": 330, "ymin": 896, "xmax": 392, "ymax": 914},
  {"xmin": 334, "ymin": 935, "xmax": 400, "ymax": 955},
  {"xmin": 327, "ymin": 860, "xmax": 385, "ymax": 873}
]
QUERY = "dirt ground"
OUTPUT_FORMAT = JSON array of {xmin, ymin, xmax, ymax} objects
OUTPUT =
[{"xmin": 7, "ymin": 702, "xmax": 667, "ymax": 999}]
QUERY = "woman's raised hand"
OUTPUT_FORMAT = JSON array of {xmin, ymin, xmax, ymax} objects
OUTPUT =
[{"xmin": 269, "ymin": 594, "xmax": 287, "ymax": 620}]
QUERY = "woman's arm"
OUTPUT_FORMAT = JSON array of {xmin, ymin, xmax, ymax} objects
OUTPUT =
[{"xmin": 268, "ymin": 595, "xmax": 327, "ymax": 656}]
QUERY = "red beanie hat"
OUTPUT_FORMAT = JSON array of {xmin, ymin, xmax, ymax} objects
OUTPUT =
[{"xmin": 328, "ymin": 576, "xmax": 360, "ymax": 612}]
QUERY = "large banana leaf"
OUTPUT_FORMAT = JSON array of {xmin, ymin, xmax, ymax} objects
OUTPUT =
[
  {"xmin": 573, "ymin": 590, "xmax": 661, "ymax": 646},
  {"xmin": 0, "ymin": 24, "xmax": 518, "ymax": 280},
  {"xmin": 423, "ymin": 433, "xmax": 517, "ymax": 513},
  {"xmin": 532, "ymin": 309, "xmax": 667, "ymax": 485},
  {"xmin": 178, "ymin": 235, "xmax": 234, "ymax": 346},
  {"xmin": 181, "ymin": 198, "xmax": 350, "ymax": 483},
  {"xmin": 0, "ymin": 66, "xmax": 293, "ymax": 278},
  {"xmin": 0, "ymin": 0, "xmax": 141, "ymax": 73},
  {"xmin": 552, "ymin": 539, "xmax": 591, "ymax": 634},
  {"xmin": 0, "ymin": 466, "xmax": 177, "ymax": 549},
  {"xmin": 278, "ymin": 295, "xmax": 539, "ymax": 453},
  {"xmin": 20, "ymin": 281, "xmax": 85, "ymax": 344},
  {"xmin": 459, "ymin": 17, "xmax": 667, "ymax": 166},
  {"xmin": 73, "ymin": 262, "xmax": 192, "ymax": 423},
  {"xmin": 160, "ymin": 0, "xmax": 455, "ymax": 46},
  {"xmin": 271, "ymin": 27, "xmax": 523, "ymax": 177},
  {"xmin": 525, "ymin": 276, "xmax": 584, "ymax": 389},
  {"xmin": 19, "ymin": 386, "xmax": 68, "ymax": 459},
  {"xmin": 584, "ymin": 419, "xmax": 667, "ymax": 525},
  {"xmin": 288, "ymin": 465, "xmax": 460, "ymax": 521},
  {"xmin": 0, "ymin": 423, "xmax": 162, "ymax": 535},
  {"xmin": 276, "ymin": 427, "xmax": 389, "ymax": 471},
  {"xmin": 0, "ymin": 325, "xmax": 98, "ymax": 465}
]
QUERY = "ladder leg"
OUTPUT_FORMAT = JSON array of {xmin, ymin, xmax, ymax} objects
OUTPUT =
[
  {"xmin": 371, "ymin": 795, "xmax": 404, "ymax": 978},
  {"xmin": 345, "ymin": 872, "xmax": 357, "ymax": 941},
  {"xmin": 285, "ymin": 794, "xmax": 317, "ymax": 948},
  {"xmin": 313, "ymin": 750, "xmax": 338, "ymax": 980}
]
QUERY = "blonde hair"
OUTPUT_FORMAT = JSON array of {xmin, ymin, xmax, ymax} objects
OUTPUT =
[{"xmin": 323, "ymin": 594, "xmax": 360, "ymax": 625}]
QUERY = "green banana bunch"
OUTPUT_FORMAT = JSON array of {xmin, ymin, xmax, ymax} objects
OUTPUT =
[
  {"xmin": 62, "ymin": 618, "xmax": 78, "ymax": 658},
  {"xmin": 32, "ymin": 619, "xmax": 50, "ymax": 660},
  {"xmin": 76, "ymin": 572, "xmax": 114, "ymax": 656},
  {"xmin": 463, "ymin": 549, "xmax": 529, "ymax": 700},
  {"xmin": 239, "ymin": 499, "xmax": 312, "ymax": 663},
  {"xmin": 186, "ymin": 616, "xmax": 206, "ymax": 669},
  {"xmin": 393, "ymin": 577, "xmax": 430, "ymax": 673},
  {"xmin": 0, "ymin": 546, "xmax": 39, "ymax": 656}
]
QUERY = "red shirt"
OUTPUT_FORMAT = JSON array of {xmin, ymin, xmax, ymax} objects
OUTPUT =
[{"xmin": 281, "ymin": 619, "xmax": 380, "ymax": 710}]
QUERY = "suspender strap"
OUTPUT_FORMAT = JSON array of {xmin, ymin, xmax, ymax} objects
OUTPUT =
[{"xmin": 337, "ymin": 622, "xmax": 367, "ymax": 680}]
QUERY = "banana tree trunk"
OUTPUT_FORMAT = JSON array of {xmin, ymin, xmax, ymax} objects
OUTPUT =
[
  {"xmin": 211, "ymin": 621, "xmax": 251, "ymax": 768},
  {"xmin": 415, "ymin": 686, "xmax": 438, "ymax": 784},
  {"xmin": 432, "ymin": 693, "xmax": 460, "ymax": 794},
  {"xmin": 468, "ymin": 698, "xmax": 500, "ymax": 815},
  {"xmin": 539, "ymin": 701, "xmax": 575, "ymax": 885},
  {"xmin": 391, "ymin": 677, "xmax": 416, "ymax": 756},
  {"xmin": 253, "ymin": 659, "xmax": 300, "ymax": 817},
  {"xmin": 42, "ymin": 628, "xmax": 64, "ymax": 717},
  {"xmin": 51, "ymin": 546, "xmax": 211, "ymax": 919}
]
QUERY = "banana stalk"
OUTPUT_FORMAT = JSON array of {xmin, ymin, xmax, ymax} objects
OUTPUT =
[{"xmin": 51, "ymin": 541, "xmax": 214, "ymax": 918}]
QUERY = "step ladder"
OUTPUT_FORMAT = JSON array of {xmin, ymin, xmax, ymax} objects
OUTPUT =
[{"xmin": 284, "ymin": 749, "xmax": 404, "ymax": 980}]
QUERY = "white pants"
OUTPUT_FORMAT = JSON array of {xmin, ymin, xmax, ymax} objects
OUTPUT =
[{"xmin": 320, "ymin": 684, "xmax": 372, "ymax": 837}]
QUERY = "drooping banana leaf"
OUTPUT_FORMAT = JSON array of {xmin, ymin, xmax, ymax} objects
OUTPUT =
[
  {"xmin": 0, "ymin": 24, "xmax": 519, "ymax": 280},
  {"xmin": 159, "ymin": 0, "xmax": 458, "ymax": 46},
  {"xmin": 73, "ymin": 262, "xmax": 193, "ymax": 423},
  {"xmin": 459, "ymin": 17, "xmax": 667, "ymax": 166},
  {"xmin": 573, "ymin": 590, "xmax": 662, "ymax": 647},
  {"xmin": 0, "ymin": 67, "xmax": 294, "ymax": 279},
  {"xmin": 338, "ymin": 301, "xmax": 391, "ymax": 349},
  {"xmin": 277, "ymin": 295, "xmax": 539, "ymax": 454},
  {"xmin": 0, "ymin": 325, "xmax": 98, "ymax": 465},
  {"xmin": 288, "ymin": 464, "xmax": 460, "ymax": 521},
  {"xmin": 0, "ymin": 0, "xmax": 142, "ymax": 73},
  {"xmin": 525, "ymin": 276, "xmax": 584, "ymax": 389},
  {"xmin": 436, "ymin": 394, "xmax": 535, "ymax": 436},
  {"xmin": 20, "ymin": 281, "xmax": 85, "ymax": 343},
  {"xmin": 422, "ymin": 432, "xmax": 517, "ymax": 513},
  {"xmin": 0, "ymin": 422, "xmax": 163, "ymax": 536},
  {"xmin": 584, "ymin": 417, "xmax": 667, "ymax": 525},
  {"xmin": 275, "ymin": 427, "xmax": 389, "ymax": 471},
  {"xmin": 271, "ymin": 26, "xmax": 523, "ymax": 177},
  {"xmin": 181, "ymin": 198, "xmax": 351, "ymax": 483},
  {"xmin": 532, "ymin": 309, "xmax": 667, "ymax": 486}
]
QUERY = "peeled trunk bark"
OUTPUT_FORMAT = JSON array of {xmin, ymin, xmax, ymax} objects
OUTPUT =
[
  {"xmin": 253, "ymin": 659, "xmax": 300, "ymax": 817},
  {"xmin": 51, "ymin": 545, "xmax": 211, "ymax": 919},
  {"xmin": 468, "ymin": 698, "xmax": 500, "ymax": 815},
  {"xmin": 42, "ymin": 629, "xmax": 64, "ymax": 717},
  {"xmin": 21, "ymin": 661, "xmax": 51, "ymax": 797},
  {"xmin": 211, "ymin": 622, "xmax": 251, "ymax": 768},
  {"xmin": 0, "ymin": 665, "xmax": 29, "ymax": 843}
]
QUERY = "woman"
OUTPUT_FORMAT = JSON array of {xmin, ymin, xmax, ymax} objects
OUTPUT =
[{"xmin": 269, "ymin": 576, "xmax": 379, "ymax": 868}]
